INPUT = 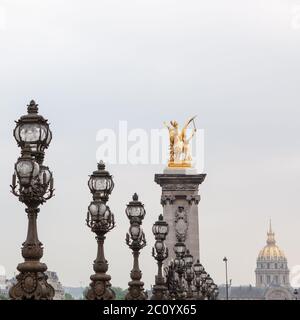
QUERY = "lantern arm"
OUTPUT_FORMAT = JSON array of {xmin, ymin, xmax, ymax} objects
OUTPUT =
[
  {"xmin": 152, "ymin": 244, "xmax": 168, "ymax": 261},
  {"xmin": 10, "ymin": 175, "xmax": 20, "ymax": 197},
  {"xmin": 92, "ymin": 216, "xmax": 115, "ymax": 234},
  {"xmin": 126, "ymin": 229, "xmax": 146, "ymax": 250},
  {"xmin": 41, "ymin": 177, "xmax": 55, "ymax": 201},
  {"xmin": 42, "ymin": 187, "xmax": 55, "ymax": 201},
  {"xmin": 140, "ymin": 231, "xmax": 146, "ymax": 249},
  {"xmin": 86, "ymin": 212, "xmax": 93, "ymax": 229}
]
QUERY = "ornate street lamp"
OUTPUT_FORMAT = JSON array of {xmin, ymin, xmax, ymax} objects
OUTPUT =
[
  {"xmin": 9, "ymin": 101, "xmax": 55, "ymax": 300},
  {"xmin": 151, "ymin": 214, "xmax": 169, "ymax": 300},
  {"xmin": 174, "ymin": 242, "xmax": 186, "ymax": 300},
  {"xmin": 208, "ymin": 283, "xmax": 218, "ymax": 300},
  {"xmin": 13, "ymin": 100, "xmax": 52, "ymax": 164},
  {"xmin": 184, "ymin": 250, "xmax": 194, "ymax": 299},
  {"xmin": 193, "ymin": 259, "xmax": 204, "ymax": 300},
  {"xmin": 294, "ymin": 288, "xmax": 299, "ymax": 300},
  {"xmin": 125, "ymin": 193, "xmax": 147, "ymax": 300},
  {"xmin": 200, "ymin": 270, "xmax": 208, "ymax": 299},
  {"xmin": 165, "ymin": 260, "xmax": 178, "ymax": 300},
  {"xmin": 204, "ymin": 274, "xmax": 218, "ymax": 300},
  {"xmin": 85, "ymin": 161, "xmax": 115, "ymax": 300}
]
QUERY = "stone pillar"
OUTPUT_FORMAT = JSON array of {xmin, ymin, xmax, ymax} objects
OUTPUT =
[{"xmin": 155, "ymin": 169, "xmax": 206, "ymax": 265}]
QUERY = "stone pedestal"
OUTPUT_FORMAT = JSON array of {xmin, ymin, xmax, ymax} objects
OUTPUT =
[{"xmin": 155, "ymin": 169, "xmax": 206, "ymax": 264}]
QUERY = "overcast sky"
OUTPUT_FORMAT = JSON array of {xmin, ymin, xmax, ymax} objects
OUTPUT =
[{"xmin": 1, "ymin": 0, "xmax": 300, "ymax": 289}]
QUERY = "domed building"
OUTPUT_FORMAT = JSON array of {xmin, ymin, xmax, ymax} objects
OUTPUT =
[
  {"xmin": 255, "ymin": 222, "xmax": 290, "ymax": 288},
  {"xmin": 218, "ymin": 221, "xmax": 297, "ymax": 300}
]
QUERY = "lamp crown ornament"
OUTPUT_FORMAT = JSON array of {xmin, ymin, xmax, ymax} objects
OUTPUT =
[
  {"xmin": 27, "ymin": 99, "xmax": 39, "ymax": 114},
  {"xmin": 97, "ymin": 160, "xmax": 105, "ymax": 170},
  {"xmin": 88, "ymin": 160, "xmax": 114, "ymax": 202},
  {"xmin": 133, "ymin": 193, "xmax": 138, "ymax": 201}
]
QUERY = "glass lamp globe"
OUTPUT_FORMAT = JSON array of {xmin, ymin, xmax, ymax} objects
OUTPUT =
[
  {"xmin": 174, "ymin": 242, "xmax": 186, "ymax": 257},
  {"xmin": 206, "ymin": 275, "xmax": 213, "ymax": 286},
  {"xmin": 129, "ymin": 224, "xmax": 142, "ymax": 240},
  {"xmin": 126, "ymin": 193, "xmax": 145, "ymax": 222},
  {"xmin": 13, "ymin": 100, "xmax": 52, "ymax": 154},
  {"xmin": 88, "ymin": 161, "xmax": 114, "ymax": 200},
  {"xmin": 210, "ymin": 283, "xmax": 217, "ymax": 291},
  {"xmin": 15, "ymin": 147, "xmax": 39, "ymax": 187},
  {"xmin": 184, "ymin": 249, "xmax": 194, "ymax": 267},
  {"xmin": 186, "ymin": 267, "xmax": 194, "ymax": 276},
  {"xmin": 155, "ymin": 240, "xmax": 164, "ymax": 254},
  {"xmin": 174, "ymin": 257, "xmax": 185, "ymax": 269},
  {"xmin": 201, "ymin": 271, "xmax": 208, "ymax": 282},
  {"xmin": 39, "ymin": 165, "xmax": 52, "ymax": 186},
  {"xmin": 88, "ymin": 201, "xmax": 107, "ymax": 220},
  {"xmin": 152, "ymin": 214, "xmax": 169, "ymax": 240},
  {"xmin": 193, "ymin": 259, "xmax": 204, "ymax": 274}
]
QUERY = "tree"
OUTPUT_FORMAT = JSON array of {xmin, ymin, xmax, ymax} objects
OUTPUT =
[
  {"xmin": 112, "ymin": 287, "xmax": 127, "ymax": 300},
  {"xmin": 0, "ymin": 294, "xmax": 8, "ymax": 300},
  {"xmin": 64, "ymin": 293, "xmax": 74, "ymax": 300},
  {"xmin": 80, "ymin": 286, "xmax": 126, "ymax": 300}
]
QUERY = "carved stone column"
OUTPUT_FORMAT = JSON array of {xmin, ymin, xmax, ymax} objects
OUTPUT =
[{"xmin": 155, "ymin": 169, "xmax": 206, "ymax": 265}]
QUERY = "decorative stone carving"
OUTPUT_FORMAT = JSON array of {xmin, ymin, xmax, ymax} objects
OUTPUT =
[
  {"xmin": 10, "ymin": 271, "xmax": 55, "ymax": 300},
  {"xmin": 161, "ymin": 195, "xmax": 176, "ymax": 206},
  {"xmin": 186, "ymin": 195, "xmax": 200, "ymax": 205},
  {"xmin": 162, "ymin": 184, "xmax": 198, "ymax": 191},
  {"xmin": 175, "ymin": 206, "xmax": 188, "ymax": 242}
]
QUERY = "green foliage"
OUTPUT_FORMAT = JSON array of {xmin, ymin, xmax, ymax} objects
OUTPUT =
[
  {"xmin": 80, "ymin": 286, "xmax": 126, "ymax": 300},
  {"xmin": 0, "ymin": 294, "xmax": 8, "ymax": 300},
  {"xmin": 112, "ymin": 287, "xmax": 127, "ymax": 300},
  {"xmin": 79, "ymin": 287, "xmax": 88, "ymax": 300},
  {"xmin": 64, "ymin": 293, "xmax": 74, "ymax": 300}
]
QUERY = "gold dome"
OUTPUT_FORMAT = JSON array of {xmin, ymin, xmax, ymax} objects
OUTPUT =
[{"xmin": 258, "ymin": 221, "xmax": 286, "ymax": 260}]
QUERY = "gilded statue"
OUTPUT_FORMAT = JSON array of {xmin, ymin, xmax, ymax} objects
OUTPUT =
[{"xmin": 164, "ymin": 116, "xmax": 197, "ymax": 167}]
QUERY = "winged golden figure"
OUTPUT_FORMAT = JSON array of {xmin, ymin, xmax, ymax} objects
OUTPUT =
[{"xmin": 164, "ymin": 116, "xmax": 197, "ymax": 168}]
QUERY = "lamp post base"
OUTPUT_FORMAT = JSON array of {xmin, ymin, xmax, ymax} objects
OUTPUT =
[
  {"xmin": 9, "ymin": 262, "xmax": 54, "ymax": 300},
  {"xmin": 125, "ymin": 280, "xmax": 148, "ymax": 300},
  {"xmin": 86, "ymin": 273, "xmax": 115, "ymax": 300},
  {"xmin": 151, "ymin": 284, "xmax": 169, "ymax": 300}
]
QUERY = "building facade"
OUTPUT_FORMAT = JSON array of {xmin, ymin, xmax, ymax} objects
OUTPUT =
[{"xmin": 45, "ymin": 271, "xmax": 65, "ymax": 300}]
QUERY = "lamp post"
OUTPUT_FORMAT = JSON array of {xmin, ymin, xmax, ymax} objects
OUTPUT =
[
  {"xmin": 9, "ymin": 100, "xmax": 55, "ymax": 300},
  {"xmin": 294, "ymin": 288, "xmax": 299, "ymax": 300},
  {"xmin": 85, "ymin": 161, "xmax": 115, "ymax": 300},
  {"xmin": 165, "ymin": 260, "xmax": 178, "ymax": 300},
  {"xmin": 151, "ymin": 214, "xmax": 169, "ymax": 300},
  {"xmin": 125, "ymin": 193, "xmax": 147, "ymax": 300},
  {"xmin": 205, "ymin": 274, "xmax": 214, "ymax": 300},
  {"xmin": 174, "ymin": 241, "xmax": 186, "ymax": 300},
  {"xmin": 208, "ymin": 283, "xmax": 219, "ymax": 300},
  {"xmin": 193, "ymin": 259, "xmax": 204, "ymax": 300},
  {"xmin": 200, "ymin": 270, "xmax": 208, "ymax": 299},
  {"xmin": 223, "ymin": 257, "xmax": 229, "ymax": 300},
  {"xmin": 184, "ymin": 250, "xmax": 194, "ymax": 299}
]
